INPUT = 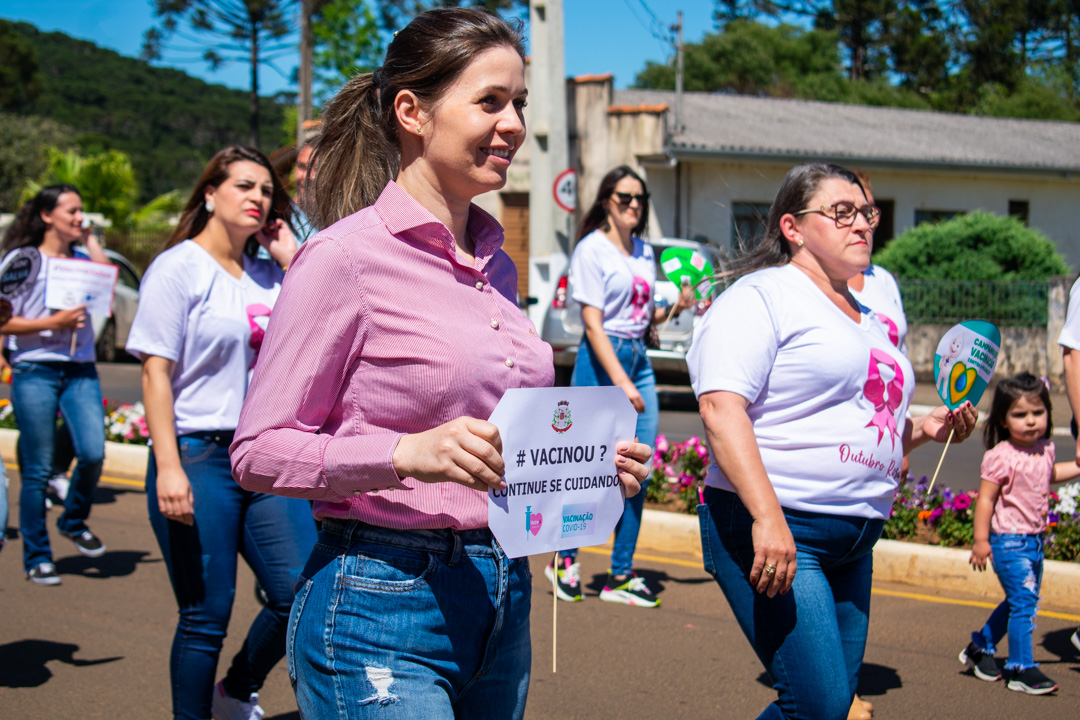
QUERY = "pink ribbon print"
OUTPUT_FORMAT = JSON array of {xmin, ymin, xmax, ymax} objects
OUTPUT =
[
  {"xmin": 864, "ymin": 348, "xmax": 905, "ymax": 449},
  {"xmin": 630, "ymin": 276, "xmax": 651, "ymax": 324},
  {"xmin": 246, "ymin": 303, "xmax": 272, "ymax": 369},
  {"xmin": 876, "ymin": 312, "xmax": 900, "ymax": 347}
]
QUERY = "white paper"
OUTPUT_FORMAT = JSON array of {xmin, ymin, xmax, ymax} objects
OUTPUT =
[
  {"xmin": 45, "ymin": 257, "xmax": 117, "ymax": 317},
  {"xmin": 487, "ymin": 386, "xmax": 638, "ymax": 558}
]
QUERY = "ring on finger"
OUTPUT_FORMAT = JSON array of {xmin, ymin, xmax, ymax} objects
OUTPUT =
[{"xmin": 763, "ymin": 564, "xmax": 776, "ymax": 576}]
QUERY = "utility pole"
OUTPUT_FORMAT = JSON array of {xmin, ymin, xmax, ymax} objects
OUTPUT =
[
  {"xmin": 297, "ymin": 0, "xmax": 315, "ymax": 148},
  {"xmin": 528, "ymin": 0, "xmax": 570, "ymax": 327},
  {"xmin": 673, "ymin": 11, "xmax": 684, "ymax": 136}
]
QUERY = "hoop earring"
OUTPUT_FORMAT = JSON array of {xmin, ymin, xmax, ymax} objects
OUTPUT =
[{"xmin": 205, "ymin": 199, "xmax": 215, "ymax": 214}]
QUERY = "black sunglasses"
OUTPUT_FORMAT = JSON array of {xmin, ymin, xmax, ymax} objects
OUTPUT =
[{"xmin": 611, "ymin": 192, "xmax": 649, "ymax": 207}]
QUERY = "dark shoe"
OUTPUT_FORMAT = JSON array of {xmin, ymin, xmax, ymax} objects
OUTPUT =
[
  {"xmin": 599, "ymin": 572, "xmax": 661, "ymax": 608},
  {"xmin": 959, "ymin": 642, "xmax": 1001, "ymax": 681},
  {"xmin": 1071, "ymin": 627, "xmax": 1080, "ymax": 655},
  {"xmin": 26, "ymin": 562, "xmax": 61, "ymax": 586},
  {"xmin": 62, "ymin": 530, "xmax": 106, "ymax": 558},
  {"xmin": 544, "ymin": 557, "xmax": 583, "ymax": 602},
  {"xmin": 1006, "ymin": 666, "xmax": 1058, "ymax": 695}
]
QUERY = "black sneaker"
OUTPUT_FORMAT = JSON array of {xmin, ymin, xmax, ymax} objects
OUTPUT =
[
  {"xmin": 1006, "ymin": 666, "xmax": 1058, "ymax": 695},
  {"xmin": 959, "ymin": 642, "xmax": 1001, "ymax": 681},
  {"xmin": 544, "ymin": 557, "xmax": 583, "ymax": 602},
  {"xmin": 27, "ymin": 562, "xmax": 61, "ymax": 586},
  {"xmin": 62, "ymin": 530, "xmax": 106, "ymax": 558},
  {"xmin": 599, "ymin": 572, "xmax": 661, "ymax": 608}
]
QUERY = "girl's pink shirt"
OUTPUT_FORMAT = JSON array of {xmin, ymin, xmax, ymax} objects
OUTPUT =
[
  {"xmin": 230, "ymin": 181, "xmax": 554, "ymax": 530},
  {"xmin": 981, "ymin": 438, "xmax": 1055, "ymax": 535}
]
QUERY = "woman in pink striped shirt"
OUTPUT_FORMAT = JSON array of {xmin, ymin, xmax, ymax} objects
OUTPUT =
[{"xmin": 231, "ymin": 8, "xmax": 652, "ymax": 719}]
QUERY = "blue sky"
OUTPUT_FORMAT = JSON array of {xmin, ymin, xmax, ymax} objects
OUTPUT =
[{"xmin": 2, "ymin": 0, "xmax": 717, "ymax": 94}]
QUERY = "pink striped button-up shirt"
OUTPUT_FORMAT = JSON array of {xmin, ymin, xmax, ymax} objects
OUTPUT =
[{"xmin": 231, "ymin": 181, "xmax": 554, "ymax": 530}]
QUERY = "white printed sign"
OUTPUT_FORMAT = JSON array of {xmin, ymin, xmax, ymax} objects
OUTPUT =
[
  {"xmin": 45, "ymin": 257, "xmax": 117, "ymax": 317},
  {"xmin": 487, "ymin": 386, "xmax": 637, "ymax": 558}
]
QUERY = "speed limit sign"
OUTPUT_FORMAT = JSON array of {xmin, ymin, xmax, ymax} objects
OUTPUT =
[{"xmin": 553, "ymin": 168, "xmax": 577, "ymax": 213}]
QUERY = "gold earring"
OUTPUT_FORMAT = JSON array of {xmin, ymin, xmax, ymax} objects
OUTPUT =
[
  {"xmin": 796, "ymin": 238, "xmax": 804, "ymax": 248},
  {"xmin": 416, "ymin": 126, "xmax": 423, "ymax": 136}
]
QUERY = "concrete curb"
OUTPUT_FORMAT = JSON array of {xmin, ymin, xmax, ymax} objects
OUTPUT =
[
  {"xmin": 4, "ymin": 428, "xmax": 1078, "ymax": 610},
  {"xmin": 636, "ymin": 507, "xmax": 1080, "ymax": 612}
]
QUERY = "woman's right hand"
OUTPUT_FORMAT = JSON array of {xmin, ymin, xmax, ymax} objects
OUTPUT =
[
  {"xmin": 750, "ymin": 511, "xmax": 798, "ymax": 598},
  {"xmin": 51, "ymin": 305, "xmax": 87, "ymax": 331},
  {"xmin": 393, "ymin": 416, "xmax": 506, "ymax": 492},
  {"xmin": 156, "ymin": 466, "xmax": 195, "ymax": 525},
  {"xmin": 619, "ymin": 379, "xmax": 645, "ymax": 413}
]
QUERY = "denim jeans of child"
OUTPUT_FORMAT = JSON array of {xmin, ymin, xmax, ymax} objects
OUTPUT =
[
  {"xmin": 12, "ymin": 360, "xmax": 105, "ymax": 570},
  {"xmin": 971, "ymin": 532, "xmax": 1044, "ymax": 670},
  {"xmin": 146, "ymin": 436, "xmax": 317, "ymax": 720},
  {"xmin": 289, "ymin": 518, "xmax": 532, "ymax": 719},
  {"xmin": 699, "ymin": 488, "xmax": 883, "ymax": 720},
  {"xmin": 559, "ymin": 334, "xmax": 657, "ymax": 576}
]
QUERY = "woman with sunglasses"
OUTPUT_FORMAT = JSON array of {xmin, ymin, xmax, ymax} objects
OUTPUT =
[
  {"xmin": 546, "ymin": 165, "xmax": 693, "ymax": 608},
  {"xmin": 687, "ymin": 162, "xmax": 977, "ymax": 719}
]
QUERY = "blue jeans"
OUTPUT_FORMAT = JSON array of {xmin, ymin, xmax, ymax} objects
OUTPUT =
[
  {"xmin": 146, "ymin": 435, "xmax": 317, "ymax": 720},
  {"xmin": 699, "ymin": 488, "xmax": 883, "ymax": 720},
  {"xmin": 289, "ymin": 518, "xmax": 532, "ymax": 719},
  {"xmin": 0, "ymin": 464, "xmax": 8, "ymax": 551},
  {"xmin": 559, "ymin": 334, "xmax": 658, "ymax": 576},
  {"xmin": 12, "ymin": 360, "xmax": 105, "ymax": 570},
  {"xmin": 970, "ymin": 533, "xmax": 1044, "ymax": 670}
]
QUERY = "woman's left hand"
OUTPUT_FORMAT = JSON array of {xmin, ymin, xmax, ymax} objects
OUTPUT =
[
  {"xmin": 615, "ymin": 440, "xmax": 651, "ymax": 498},
  {"xmin": 256, "ymin": 219, "xmax": 299, "ymax": 267},
  {"xmin": 923, "ymin": 401, "xmax": 978, "ymax": 443}
]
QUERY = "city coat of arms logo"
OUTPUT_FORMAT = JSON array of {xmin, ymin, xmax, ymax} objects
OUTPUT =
[{"xmin": 552, "ymin": 399, "xmax": 572, "ymax": 433}]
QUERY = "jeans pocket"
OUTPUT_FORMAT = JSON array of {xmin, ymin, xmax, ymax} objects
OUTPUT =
[
  {"xmin": 287, "ymin": 574, "xmax": 314, "ymax": 687},
  {"xmin": 178, "ymin": 438, "xmax": 215, "ymax": 465},
  {"xmin": 11, "ymin": 361, "xmax": 38, "ymax": 376},
  {"xmin": 341, "ymin": 548, "xmax": 438, "ymax": 594},
  {"xmin": 697, "ymin": 504, "xmax": 717, "ymax": 577}
]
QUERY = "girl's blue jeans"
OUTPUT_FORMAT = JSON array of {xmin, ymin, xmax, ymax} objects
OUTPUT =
[
  {"xmin": 288, "ymin": 518, "xmax": 533, "ymax": 719},
  {"xmin": 970, "ymin": 532, "xmax": 1044, "ymax": 670},
  {"xmin": 559, "ymin": 333, "xmax": 657, "ymax": 576},
  {"xmin": 699, "ymin": 488, "xmax": 883, "ymax": 720},
  {"xmin": 12, "ymin": 360, "xmax": 105, "ymax": 570},
  {"xmin": 146, "ymin": 436, "xmax": 317, "ymax": 720}
]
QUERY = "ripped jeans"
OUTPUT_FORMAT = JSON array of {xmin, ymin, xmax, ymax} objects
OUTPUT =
[
  {"xmin": 971, "ymin": 533, "xmax": 1044, "ymax": 670},
  {"xmin": 288, "ymin": 518, "xmax": 532, "ymax": 719}
]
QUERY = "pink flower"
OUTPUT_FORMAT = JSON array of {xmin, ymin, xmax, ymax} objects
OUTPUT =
[
  {"xmin": 655, "ymin": 435, "xmax": 669, "ymax": 454},
  {"xmin": 687, "ymin": 436, "xmax": 700, "ymax": 446},
  {"xmin": 695, "ymin": 444, "xmax": 709, "ymax": 458},
  {"xmin": 678, "ymin": 472, "xmax": 694, "ymax": 489},
  {"xmin": 952, "ymin": 494, "xmax": 971, "ymax": 511}
]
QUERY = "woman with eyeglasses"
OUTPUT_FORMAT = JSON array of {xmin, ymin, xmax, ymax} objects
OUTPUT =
[
  {"xmin": 687, "ymin": 162, "xmax": 977, "ymax": 719},
  {"xmin": 546, "ymin": 165, "xmax": 693, "ymax": 608}
]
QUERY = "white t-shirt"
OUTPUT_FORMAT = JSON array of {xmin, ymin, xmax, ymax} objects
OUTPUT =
[
  {"xmin": 6, "ymin": 247, "xmax": 96, "ymax": 363},
  {"xmin": 688, "ymin": 264, "xmax": 914, "ymax": 519},
  {"xmin": 125, "ymin": 240, "xmax": 284, "ymax": 434},
  {"xmin": 850, "ymin": 264, "xmax": 908, "ymax": 354},
  {"xmin": 570, "ymin": 230, "xmax": 655, "ymax": 339},
  {"xmin": 1058, "ymin": 275, "xmax": 1080, "ymax": 350}
]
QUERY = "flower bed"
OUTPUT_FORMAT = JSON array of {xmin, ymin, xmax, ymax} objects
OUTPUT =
[
  {"xmin": 0, "ymin": 398, "xmax": 149, "ymax": 445},
  {"xmin": 646, "ymin": 433, "xmax": 1080, "ymax": 563}
]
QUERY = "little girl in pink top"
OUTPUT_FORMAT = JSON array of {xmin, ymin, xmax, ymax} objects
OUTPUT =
[{"xmin": 960, "ymin": 372, "xmax": 1080, "ymax": 695}]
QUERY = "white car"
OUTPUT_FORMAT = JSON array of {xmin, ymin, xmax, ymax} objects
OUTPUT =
[
  {"xmin": 90, "ymin": 249, "xmax": 141, "ymax": 362},
  {"xmin": 540, "ymin": 237, "xmax": 721, "ymax": 385}
]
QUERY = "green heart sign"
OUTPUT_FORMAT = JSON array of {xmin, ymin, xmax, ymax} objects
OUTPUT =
[{"xmin": 658, "ymin": 247, "xmax": 714, "ymax": 300}]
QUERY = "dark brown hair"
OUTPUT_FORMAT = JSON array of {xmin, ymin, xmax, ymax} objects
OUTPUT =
[
  {"xmin": 576, "ymin": 166, "xmax": 649, "ymax": 241},
  {"xmin": 310, "ymin": 7, "xmax": 525, "ymax": 230},
  {"xmin": 729, "ymin": 162, "xmax": 866, "ymax": 279},
  {"xmin": 165, "ymin": 146, "xmax": 293, "ymax": 257},
  {"xmin": 2, "ymin": 184, "xmax": 81, "ymax": 253},
  {"xmin": 984, "ymin": 372, "xmax": 1053, "ymax": 449}
]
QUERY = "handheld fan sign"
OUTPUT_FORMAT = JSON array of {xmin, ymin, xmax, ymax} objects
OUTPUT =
[
  {"xmin": 0, "ymin": 247, "xmax": 41, "ymax": 301},
  {"xmin": 927, "ymin": 320, "xmax": 1001, "ymax": 492},
  {"xmin": 658, "ymin": 246, "xmax": 714, "ymax": 300}
]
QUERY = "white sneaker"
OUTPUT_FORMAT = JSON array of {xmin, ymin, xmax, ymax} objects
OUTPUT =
[
  {"xmin": 212, "ymin": 680, "xmax": 265, "ymax": 720},
  {"xmin": 1071, "ymin": 628, "xmax": 1080, "ymax": 654},
  {"xmin": 49, "ymin": 474, "xmax": 70, "ymax": 501}
]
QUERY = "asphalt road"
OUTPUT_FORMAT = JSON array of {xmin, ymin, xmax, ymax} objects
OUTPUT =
[{"xmin": 3, "ymin": 475, "xmax": 1080, "ymax": 719}]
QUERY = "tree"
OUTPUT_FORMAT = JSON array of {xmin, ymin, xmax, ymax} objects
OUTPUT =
[
  {"xmin": 143, "ymin": 0, "xmax": 298, "ymax": 147},
  {"xmin": 373, "ymin": 0, "xmax": 527, "ymax": 33},
  {"xmin": 0, "ymin": 19, "xmax": 42, "ymax": 112},
  {"xmin": 311, "ymin": 0, "xmax": 384, "ymax": 104},
  {"xmin": 0, "ymin": 112, "xmax": 75, "ymax": 211},
  {"xmin": 23, "ymin": 148, "xmax": 139, "ymax": 228}
]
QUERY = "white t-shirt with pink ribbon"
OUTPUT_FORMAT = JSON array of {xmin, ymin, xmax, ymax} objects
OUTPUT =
[
  {"xmin": 125, "ymin": 240, "xmax": 284, "ymax": 435},
  {"xmin": 850, "ymin": 264, "xmax": 908, "ymax": 354},
  {"xmin": 688, "ymin": 263, "xmax": 914, "ymax": 519},
  {"xmin": 569, "ymin": 229, "xmax": 655, "ymax": 339}
]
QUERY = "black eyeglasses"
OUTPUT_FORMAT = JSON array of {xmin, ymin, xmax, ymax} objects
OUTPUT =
[
  {"xmin": 793, "ymin": 201, "xmax": 880, "ymax": 230},
  {"xmin": 611, "ymin": 192, "xmax": 650, "ymax": 207}
]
